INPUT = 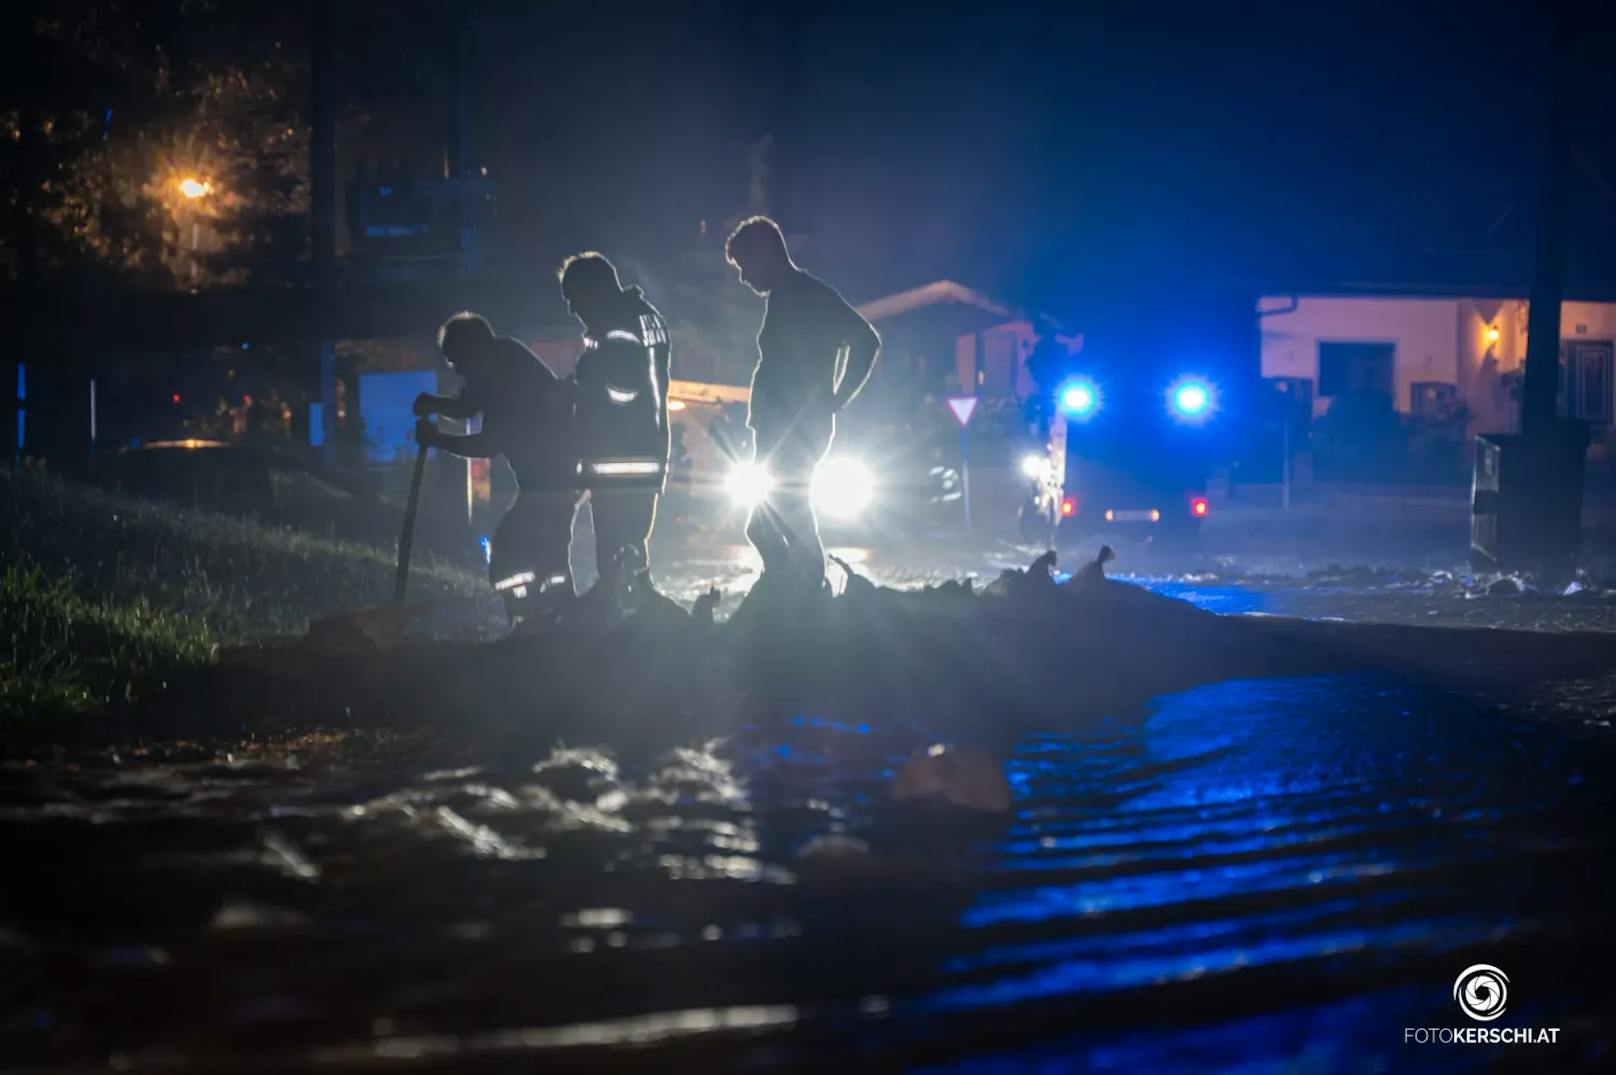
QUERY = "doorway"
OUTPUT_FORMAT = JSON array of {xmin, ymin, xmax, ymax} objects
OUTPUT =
[
  {"xmin": 1318, "ymin": 340, "xmax": 1395, "ymax": 400},
  {"xmin": 1560, "ymin": 340, "xmax": 1613, "ymax": 428}
]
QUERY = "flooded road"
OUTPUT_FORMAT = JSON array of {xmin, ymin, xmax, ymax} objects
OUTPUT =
[
  {"xmin": 654, "ymin": 539, "xmax": 1616, "ymax": 633},
  {"xmin": 6, "ymin": 657, "xmax": 1615, "ymax": 1070}
]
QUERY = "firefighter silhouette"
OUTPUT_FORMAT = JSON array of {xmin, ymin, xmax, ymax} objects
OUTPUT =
[
  {"xmin": 725, "ymin": 216, "xmax": 880, "ymax": 588},
  {"xmin": 415, "ymin": 312, "xmax": 578, "ymax": 625},
  {"xmin": 559, "ymin": 252, "xmax": 671, "ymax": 592}
]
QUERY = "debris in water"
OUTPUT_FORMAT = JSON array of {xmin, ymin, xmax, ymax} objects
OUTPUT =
[
  {"xmin": 209, "ymin": 899, "xmax": 311, "ymax": 933},
  {"xmin": 1073, "ymin": 544, "xmax": 1117, "ymax": 588},
  {"xmin": 892, "ymin": 745, "xmax": 1011, "ymax": 813}
]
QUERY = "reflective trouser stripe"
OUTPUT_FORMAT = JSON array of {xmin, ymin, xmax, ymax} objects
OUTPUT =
[{"xmin": 580, "ymin": 458, "xmax": 664, "ymax": 478}]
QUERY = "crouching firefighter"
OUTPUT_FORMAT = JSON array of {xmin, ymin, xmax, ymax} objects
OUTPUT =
[
  {"xmin": 414, "ymin": 312, "xmax": 579, "ymax": 626},
  {"xmin": 558, "ymin": 252, "xmax": 671, "ymax": 593}
]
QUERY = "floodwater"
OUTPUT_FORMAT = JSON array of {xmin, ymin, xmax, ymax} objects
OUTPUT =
[
  {"xmin": 656, "ymin": 539, "xmax": 1616, "ymax": 633},
  {"xmin": 5, "ymin": 569, "xmax": 1616, "ymax": 1072}
]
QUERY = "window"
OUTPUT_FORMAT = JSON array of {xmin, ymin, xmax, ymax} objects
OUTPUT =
[
  {"xmin": 1409, "ymin": 381, "xmax": 1457, "ymax": 417},
  {"xmin": 1318, "ymin": 341, "xmax": 1395, "ymax": 398},
  {"xmin": 978, "ymin": 331, "xmax": 1018, "ymax": 398}
]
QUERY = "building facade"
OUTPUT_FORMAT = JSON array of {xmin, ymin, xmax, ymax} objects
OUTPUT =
[{"xmin": 1259, "ymin": 295, "xmax": 1616, "ymax": 440}]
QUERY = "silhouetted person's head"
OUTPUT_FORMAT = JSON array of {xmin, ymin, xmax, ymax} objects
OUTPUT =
[
  {"xmin": 438, "ymin": 311, "xmax": 497, "ymax": 380},
  {"xmin": 725, "ymin": 216, "xmax": 792, "ymax": 295},
  {"xmin": 558, "ymin": 252, "xmax": 623, "ymax": 332}
]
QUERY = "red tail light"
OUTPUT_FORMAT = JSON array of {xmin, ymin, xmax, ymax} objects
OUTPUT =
[
  {"xmin": 1190, "ymin": 496, "xmax": 1209, "ymax": 517},
  {"xmin": 1060, "ymin": 495, "xmax": 1077, "ymax": 517}
]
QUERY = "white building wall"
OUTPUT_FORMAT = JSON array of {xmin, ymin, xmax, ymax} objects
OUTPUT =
[
  {"xmin": 1260, "ymin": 296, "xmax": 1459, "ymax": 416},
  {"xmin": 1562, "ymin": 301, "xmax": 1616, "ymax": 346},
  {"xmin": 1454, "ymin": 298, "xmax": 1527, "ymax": 435},
  {"xmin": 1262, "ymin": 295, "xmax": 1616, "ymax": 436}
]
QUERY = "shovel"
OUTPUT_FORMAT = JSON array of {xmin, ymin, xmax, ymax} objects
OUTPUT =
[
  {"xmin": 393, "ymin": 440, "xmax": 429, "ymax": 603},
  {"xmin": 305, "ymin": 441, "xmax": 428, "ymax": 655}
]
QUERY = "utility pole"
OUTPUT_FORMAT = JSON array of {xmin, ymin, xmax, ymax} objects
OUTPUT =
[
  {"xmin": 1520, "ymin": 21, "xmax": 1568, "ymax": 438},
  {"xmin": 1281, "ymin": 396, "xmax": 1291, "ymax": 512},
  {"xmin": 310, "ymin": 0, "xmax": 336, "ymax": 277},
  {"xmin": 310, "ymin": 0, "xmax": 338, "ymax": 464},
  {"xmin": 445, "ymin": 0, "xmax": 475, "ymax": 275},
  {"xmin": 1470, "ymin": 9, "xmax": 1587, "ymax": 579},
  {"xmin": 444, "ymin": 0, "xmax": 475, "ymax": 523},
  {"xmin": 7, "ymin": 1, "xmax": 42, "ymax": 463}
]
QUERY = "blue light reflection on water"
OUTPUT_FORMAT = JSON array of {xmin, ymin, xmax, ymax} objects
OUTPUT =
[
  {"xmin": 913, "ymin": 987, "xmax": 1481, "ymax": 1075},
  {"xmin": 1122, "ymin": 578, "xmax": 1271, "ymax": 614},
  {"xmin": 911, "ymin": 673, "xmax": 1601, "ymax": 1068},
  {"xmin": 931, "ymin": 914, "xmax": 1487, "ymax": 1011}
]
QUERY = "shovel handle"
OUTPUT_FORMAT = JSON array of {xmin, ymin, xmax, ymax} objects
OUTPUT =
[{"xmin": 394, "ymin": 442, "xmax": 429, "ymax": 604}]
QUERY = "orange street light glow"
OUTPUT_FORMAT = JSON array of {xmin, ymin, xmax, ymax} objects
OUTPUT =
[{"xmin": 179, "ymin": 177, "xmax": 213, "ymax": 199}]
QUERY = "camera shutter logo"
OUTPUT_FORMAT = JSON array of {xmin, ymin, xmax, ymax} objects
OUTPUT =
[{"xmin": 1453, "ymin": 964, "xmax": 1508, "ymax": 1021}]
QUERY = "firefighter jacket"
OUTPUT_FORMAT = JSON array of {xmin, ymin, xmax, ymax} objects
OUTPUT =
[{"xmin": 573, "ymin": 287, "xmax": 671, "ymax": 492}]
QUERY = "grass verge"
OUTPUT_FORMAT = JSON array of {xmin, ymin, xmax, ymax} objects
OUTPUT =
[{"xmin": 1, "ymin": 466, "xmax": 500, "ymax": 725}]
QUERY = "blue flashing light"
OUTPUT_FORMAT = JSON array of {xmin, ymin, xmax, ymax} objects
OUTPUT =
[
  {"xmin": 1167, "ymin": 376, "xmax": 1216, "ymax": 422},
  {"xmin": 1058, "ymin": 378, "xmax": 1100, "ymax": 419}
]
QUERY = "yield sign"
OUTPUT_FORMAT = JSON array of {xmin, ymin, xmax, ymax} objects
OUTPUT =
[{"xmin": 946, "ymin": 395, "xmax": 979, "ymax": 429}]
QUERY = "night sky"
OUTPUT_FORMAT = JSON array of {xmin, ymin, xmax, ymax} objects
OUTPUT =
[{"xmin": 459, "ymin": 0, "xmax": 1616, "ymax": 319}]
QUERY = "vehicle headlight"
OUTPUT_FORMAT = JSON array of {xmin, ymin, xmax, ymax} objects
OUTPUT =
[
  {"xmin": 1020, "ymin": 453, "xmax": 1048, "ymax": 480},
  {"xmin": 724, "ymin": 462, "xmax": 775, "ymax": 507},
  {"xmin": 812, "ymin": 457, "xmax": 875, "ymax": 519}
]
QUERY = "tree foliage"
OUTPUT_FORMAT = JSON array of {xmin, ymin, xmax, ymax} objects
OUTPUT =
[{"xmin": 2, "ymin": 1, "xmax": 310, "ymax": 291}]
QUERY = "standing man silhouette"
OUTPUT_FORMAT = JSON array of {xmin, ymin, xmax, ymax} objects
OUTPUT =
[
  {"xmin": 725, "ymin": 216, "xmax": 880, "ymax": 590},
  {"xmin": 558, "ymin": 252, "xmax": 672, "ymax": 594}
]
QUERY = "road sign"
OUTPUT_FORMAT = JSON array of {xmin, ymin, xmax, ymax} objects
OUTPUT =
[
  {"xmin": 946, "ymin": 395, "xmax": 979, "ymax": 428},
  {"xmin": 946, "ymin": 396, "xmax": 979, "ymax": 536}
]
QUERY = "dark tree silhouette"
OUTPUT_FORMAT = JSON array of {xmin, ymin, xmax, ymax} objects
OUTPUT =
[{"xmin": 0, "ymin": 1, "xmax": 310, "ymax": 291}]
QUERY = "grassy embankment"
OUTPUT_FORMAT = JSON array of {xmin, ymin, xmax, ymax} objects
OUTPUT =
[{"xmin": 1, "ymin": 467, "xmax": 498, "ymax": 722}]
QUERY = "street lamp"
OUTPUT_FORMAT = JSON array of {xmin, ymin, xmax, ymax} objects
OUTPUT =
[{"xmin": 175, "ymin": 177, "xmax": 213, "ymax": 282}]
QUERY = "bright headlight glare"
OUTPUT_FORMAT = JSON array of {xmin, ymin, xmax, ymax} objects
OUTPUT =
[
  {"xmin": 725, "ymin": 462, "xmax": 774, "ymax": 506},
  {"xmin": 1020, "ymin": 453, "xmax": 1047, "ymax": 480},
  {"xmin": 812, "ymin": 457, "xmax": 875, "ymax": 519}
]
